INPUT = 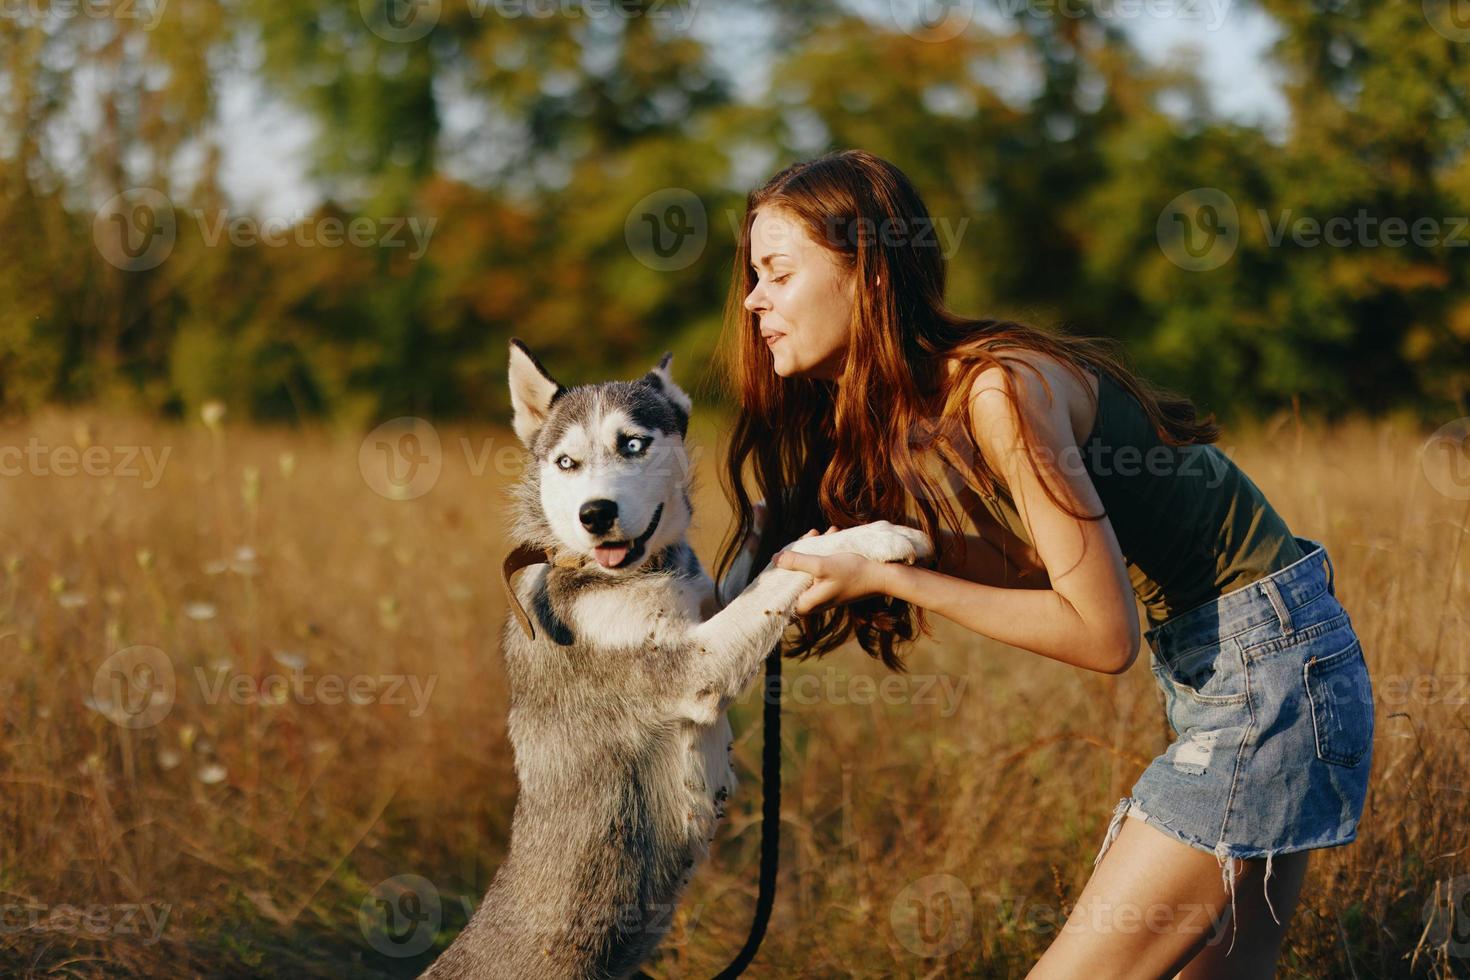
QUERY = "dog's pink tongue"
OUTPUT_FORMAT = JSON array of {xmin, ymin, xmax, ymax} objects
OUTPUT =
[{"xmin": 593, "ymin": 543, "xmax": 630, "ymax": 568}]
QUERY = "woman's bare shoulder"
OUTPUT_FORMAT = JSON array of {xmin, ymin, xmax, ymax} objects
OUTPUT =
[{"xmin": 948, "ymin": 349, "xmax": 1099, "ymax": 447}]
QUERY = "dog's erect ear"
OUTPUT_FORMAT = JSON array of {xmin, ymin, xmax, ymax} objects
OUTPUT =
[
  {"xmin": 508, "ymin": 338, "xmax": 566, "ymax": 447},
  {"xmin": 638, "ymin": 350, "xmax": 692, "ymax": 421}
]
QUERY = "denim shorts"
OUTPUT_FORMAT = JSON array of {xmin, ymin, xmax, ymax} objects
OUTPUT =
[{"xmin": 1092, "ymin": 535, "xmax": 1374, "ymax": 941}]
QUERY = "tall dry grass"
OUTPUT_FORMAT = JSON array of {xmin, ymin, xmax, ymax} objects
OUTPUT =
[{"xmin": 0, "ymin": 407, "xmax": 1466, "ymax": 978}]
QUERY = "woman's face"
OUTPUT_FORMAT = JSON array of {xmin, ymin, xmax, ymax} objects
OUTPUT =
[{"xmin": 742, "ymin": 207, "xmax": 856, "ymax": 381}]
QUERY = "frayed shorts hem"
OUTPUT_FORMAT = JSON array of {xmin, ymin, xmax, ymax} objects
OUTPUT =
[
  {"xmin": 1090, "ymin": 794, "xmax": 1361, "ymax": 956},
  {"xmin": 1097, "ymin": 795, "xmax": 1362, "ymax": 865}
]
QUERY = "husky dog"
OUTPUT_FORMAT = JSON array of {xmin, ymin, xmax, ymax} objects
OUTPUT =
[{"xmin": 421, "ymin": 339, "xmax": 931, "ymax": 980}]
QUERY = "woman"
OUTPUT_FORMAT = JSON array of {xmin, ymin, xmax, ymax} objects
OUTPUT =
[{"xmin": 712, "ymin": 150, "xmax": 1374, "ymax": 978}]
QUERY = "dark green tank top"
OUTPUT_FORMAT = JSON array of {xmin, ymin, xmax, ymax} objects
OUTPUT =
[{"xmin": 964, "ymin": 364, "xmax": 1305, "ymax": 628}]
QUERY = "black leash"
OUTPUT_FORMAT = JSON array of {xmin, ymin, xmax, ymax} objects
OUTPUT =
[
  {"xmin": 635, "ymin": 645, "xmax": 782, "ymax": 980},
  {"xmin": 712, "ymin": 646, "xmax": 781, "ymax": 978}
]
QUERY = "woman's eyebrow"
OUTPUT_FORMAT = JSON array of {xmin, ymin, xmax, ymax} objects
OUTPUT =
[{"xmin": 751, "ymin": 251, "xmax": 790, "ymax": 269}]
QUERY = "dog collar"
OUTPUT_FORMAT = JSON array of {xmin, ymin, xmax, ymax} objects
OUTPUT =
[
  {"xmin": 501, "ymin": 542, "xmax": 682, "ymax": 641},
  {"xmin": 502, "ymin": 542, "xmax": 558, "ymax": 641}
]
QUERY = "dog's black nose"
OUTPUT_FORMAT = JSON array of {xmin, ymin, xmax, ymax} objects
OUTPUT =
[{"xmin": 579, "ymin": 499, "xmax": 618, "ymax": 535}]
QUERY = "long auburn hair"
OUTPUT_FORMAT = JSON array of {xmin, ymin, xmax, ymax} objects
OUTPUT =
[{"xmin": 712, "ymin": 149, "xmax": 1220, "ymax": 671}]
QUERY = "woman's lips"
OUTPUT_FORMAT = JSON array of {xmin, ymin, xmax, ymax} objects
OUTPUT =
[{"xmin": 764, "ymin": 333, "xmax": 784, "ymax": 347}]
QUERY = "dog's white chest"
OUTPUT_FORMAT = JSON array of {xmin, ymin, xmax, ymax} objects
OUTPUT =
[{"xmin": 566, "ymin": 572, "xmax": 710, "ymax": 649}]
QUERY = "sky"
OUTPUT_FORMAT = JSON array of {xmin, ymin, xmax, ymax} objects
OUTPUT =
[{"xmin": 215, "ymin": 2, "xmax": 1289, "ymax": 216}]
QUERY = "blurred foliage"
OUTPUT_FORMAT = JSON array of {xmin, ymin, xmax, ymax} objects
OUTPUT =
[{"xmin": 0, "ymin": 0, "xmax": 1467, "ymax": 426}]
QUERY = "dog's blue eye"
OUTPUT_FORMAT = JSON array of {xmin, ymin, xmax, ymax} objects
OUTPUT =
[
  {"xmin": 622, "ymin": 436, "xmax": 650, "ymax": 455},
  {"xmin": 555, "ymin": 454, "xmax": 577, "ymax": 471}
]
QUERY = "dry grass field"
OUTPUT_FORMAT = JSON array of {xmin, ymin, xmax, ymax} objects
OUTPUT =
[{"xmin": 1, "ymin": 406, "xmax": 1467, "ymax": 978}]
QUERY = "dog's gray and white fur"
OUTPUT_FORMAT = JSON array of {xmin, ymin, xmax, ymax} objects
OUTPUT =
[{"xmin": 421, "ymin": 340, "xmax": 930, "ymax": 980}]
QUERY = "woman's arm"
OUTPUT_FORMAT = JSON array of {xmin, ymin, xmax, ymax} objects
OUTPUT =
[
  {"xmin": 930, "ymin": 515, "xmax": 1051, "ymax": 591},
  {"xmin": 905, "ymin": 359, "xmax": 1140, "ymax": 673},
  {"xmin": 875, "ymin": 561, "xmax": 1135, "ymax": 673}
]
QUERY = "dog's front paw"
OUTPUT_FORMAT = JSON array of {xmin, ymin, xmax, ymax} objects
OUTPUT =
[
  {"xmin": 844, "ymin": 520, "xmax": 933, "ymax": 566},
  {"xmin": 785, "ymin": 521, "xmax": 933, "ymax": 566}
]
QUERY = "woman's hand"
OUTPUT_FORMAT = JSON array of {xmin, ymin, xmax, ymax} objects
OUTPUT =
[{"xmin": 772, "ymin": 526, "xmax": 890, "ymax": 615}]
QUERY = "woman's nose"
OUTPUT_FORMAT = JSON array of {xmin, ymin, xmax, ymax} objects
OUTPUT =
[{"xmin": 743, "ymin": 283, "xmax": 767, "ymax": 313}]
